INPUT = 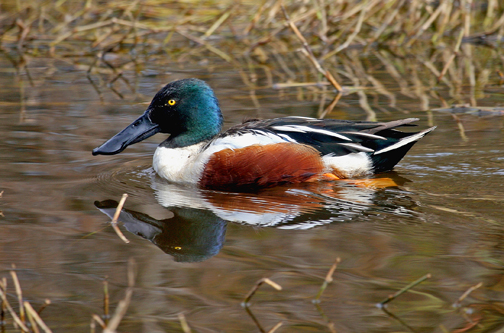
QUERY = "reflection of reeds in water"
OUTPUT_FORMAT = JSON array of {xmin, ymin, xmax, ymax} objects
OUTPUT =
[
  {"xmin": 0, "ymin": 190, "xmax": 3, "ymax": 218},
  {"xmin": 0, "ymin": 261, "xmax": 135, "ymax": 333},
  {"xmin": 0, "ymin": 259, "xmax": 495, "ymax": 332},
  {"xmin": 0, "ymin": 267, "xmax": 49, "ymax": 332},
  {"xmin": 1, "ymin": 0, "xmax": 503, "ymax": 120}
]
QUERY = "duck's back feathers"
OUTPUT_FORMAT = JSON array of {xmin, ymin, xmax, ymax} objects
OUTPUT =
[{"xmin": 216, "ymin": 116, "xmax": 435, "ymax": 175}]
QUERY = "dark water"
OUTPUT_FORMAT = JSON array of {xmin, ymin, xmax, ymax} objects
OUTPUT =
[{"xmin": 1, "ymin": 51, "xmax": 504, "ymax": 332}]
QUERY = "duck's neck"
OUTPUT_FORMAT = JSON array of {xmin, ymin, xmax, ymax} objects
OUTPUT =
[
  {"xmin": 163, "ymin": 105, "xmax": 223, "ymax": 148},
  {"xmin": 161, "ymin": 130, "xmax": 218, "ymax": 148}
]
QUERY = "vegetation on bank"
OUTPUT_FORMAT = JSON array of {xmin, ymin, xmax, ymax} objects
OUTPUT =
[{"xmin": 1, "ymin": 0, "xmax": 503, "ymax": 118}]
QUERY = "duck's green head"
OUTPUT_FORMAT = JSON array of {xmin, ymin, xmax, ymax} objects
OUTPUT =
[{"xmin": 92, "ymin": 78, "xmax": 223, "ymax": 155}]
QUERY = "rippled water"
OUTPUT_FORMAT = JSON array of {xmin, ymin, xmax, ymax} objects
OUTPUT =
[{"xmin": 1, "ymin": 52, "xmax": 504, "ymax": 332}]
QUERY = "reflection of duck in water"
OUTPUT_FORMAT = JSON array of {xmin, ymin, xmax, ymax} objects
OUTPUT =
[
  {"xmin": 149, "ymin": 174, "xmax": 399, "ymax": 228},
  {"xmin": 95, "ymin": 172, "xmax": 415, "ymax": 262},
  {"xmin": 95, "ymin": 199, "xmax": 227, "ymax": 263},
  {"xmin": 93, "ymin": 78, "xmax": 434, "ymax": 191}
]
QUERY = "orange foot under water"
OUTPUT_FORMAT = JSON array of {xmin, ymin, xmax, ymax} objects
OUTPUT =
[
  {"xmin": 343, "ymin": 177, "xmax": 399, "ymax": 189},
  {"xmin": 321, "ymin": 173, "xmax": 398, "ymax": 189}
]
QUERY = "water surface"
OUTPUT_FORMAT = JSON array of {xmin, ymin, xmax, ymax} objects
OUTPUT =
[{"xmin": 1, "ymin": 51, "xmax": 504, "ymax": 332}]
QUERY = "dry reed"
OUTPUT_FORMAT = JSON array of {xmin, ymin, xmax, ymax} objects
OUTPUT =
[{"xmin": 1, "ymin": 0, "xmax": 502, "ymax": 114}]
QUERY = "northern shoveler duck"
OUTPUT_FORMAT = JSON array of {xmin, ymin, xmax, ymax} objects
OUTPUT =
[{"xmin": 92, "ymin": 78, "xmax": 435, "ymax": 191}]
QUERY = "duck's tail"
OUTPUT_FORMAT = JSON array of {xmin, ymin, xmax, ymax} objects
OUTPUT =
[{"xmin": 370, "ymin": 125, "xmax": 436, "ymax": 173}]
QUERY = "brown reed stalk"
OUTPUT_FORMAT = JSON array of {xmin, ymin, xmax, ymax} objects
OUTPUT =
[
  {"xmin": 0, "ymin": 280, "xmax": 29, "ymax": 332},
  {"xmin": 24, "ymin": 302, "xmax": 52, "ymax": 333},
  {"xmin": 243, "ymin": 0, "xmax": 269, "ymax": 36},
  {"xmin": 103, "ymin": 277, "xmax": 110, "ymax": 323},
  {"xmin": 319, "ymin": 92, "xmax": 342, "ymax": 119},
  {"xmin": 367, "ymin": 0, "xmax": 405, "ymax": 45},
  {"xmin": 178, "ymin": 313, "xmax": 191, "ymax": 333},
  {"xmin": 333, "ymin": 0, "xmax": 369, "ymax": 54},
  {"xmin": 37, "ymin": 299, "xmax": 51, "ymax": 315},
  {"xmin": 0, "ymin": 278, "xmax": 6, "ymax": 330},
  {"xmin": 438, "ymin": 29, "xmax": 465, "ymax": 83},
  {"xmin": 453, "ymin": 282, "xmax": 483, "ymax": 308},
  {"xmin": 314, "ymin": 258, "xmax": 340, "ymax": 302},
  {"xmin": 281, "ymin": 5, "xmax": 342, "ymax": 92},
  {"xmin": 243, "ymin": 278, "xmax": 282, "ymax": 305},
  {"xmin": 203, "ymin": 5, "xmax": 235, "ymax": 39},
  {"xmin": 91, "ymin": 313, "xmax": 106, "ymax": 332},
  {"xmin": 9, "ymin": 268, "xmax": 25, "ymax": 327},
  {"xmin": 405, "ymin": 1, "xmax": 448, "ymax": 47},
  {"xmin": 175, "ymin": 28, "xmax": 232, "ymax": 63},
  {"xmin": 111, "ymin": 193, "xmax": 130, "ymax": 244},
  {"xmin": 26, "ymin": 306, "xmax": 40, "ymax": 333},
  {"xmin": 267, "ymin": 321, "xmax": 283, "ymax": 333},
  {"xmin": 103, "ymin": 258, "xmax": 135, "ymax": 333}
]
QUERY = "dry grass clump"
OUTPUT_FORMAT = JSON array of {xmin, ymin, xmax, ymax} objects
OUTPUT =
[
  {"xmin": 1, "ymin": 0, "xmax": 503, "ymax": 55},
  {"xmin": 2, "ymin": 0, "xmax": 502, "ymax": 122},
  {"xmin": 1, "ymin": 1, "xmax": 503, "ymax": 118}
]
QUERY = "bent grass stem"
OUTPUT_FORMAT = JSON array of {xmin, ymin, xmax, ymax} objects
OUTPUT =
[{"xmin": 379, "ymin": 273, "xmax": 431, "ymax": 307}]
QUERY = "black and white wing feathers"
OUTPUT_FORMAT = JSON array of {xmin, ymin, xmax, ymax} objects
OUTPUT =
[{"xmin": 221, "ymin": 116, "xmax": 435, "ymax": 173}]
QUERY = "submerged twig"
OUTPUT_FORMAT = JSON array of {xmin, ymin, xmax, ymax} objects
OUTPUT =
[
  {"xmin": 10, "ymin": 268, "xmax": 25, "ymax": 326},
  {"xmin": 381, "ymin": 306, "xmax": 419, "ymax": 333},
  {"xmin": 0, "ymin": 278, "xmax": 6, "ymax": 331},
  {"xmin": 103, "ymin": 277, "xmax": 110, "ymax": 322},
  {"xmin": 379, "ymin": 273, "xmax": 431, "ymax": 306},
  {"xmin": 243, "ymin": 278, "xmax": 282, "ymax": 305},
  {"xmin": 0, "ymin": 280, "xmax": 29, "ymax": 332},
  {"xmin": 314, "ymin": 258, "xmax": 341, "ymax": 302},
  {"xmin": 244, "ymin": 305, "xmax": 282, "ymax": 333},
  {"xmin": 244, "ymin": 306, "xmax": 265, "ymax": 333},
  {"xmin": 37, "ymin": 299, "xmax": 51, "ymax": 315},
  {"xmin": 103, "ymin": 258, "xmax": 135, "ymax": 333},
  {"xmin": 91, "ymin": 313, "xmax": 106, "ymax": 332},
  {"xmin": 178, "ymin": 313, "xmax": 191, "ymax": 333},
  {"xmin": 267, "ymin": 321, "xmax": 283, "ymax": 333},
  {"xmin": 24, "ymin": 301, "xmax": 53, "ymax": 333},
  {"xmin": 313, "ymin": 302, "xmax": 337, "ymax": 333},
  {"xmin": 26, "ymin": 305, "xmax": 40, "ymax": 333},
  {"xmin": 453, "ymin": 282, "xmax": 483, "ymax": 308},
  {"xmin": 111, "ymin": 193, "xmax": 130, "ymax": 243},
  {"xmin": 0, "ymin": 190, "xmax": 3, "ymax": 217}
]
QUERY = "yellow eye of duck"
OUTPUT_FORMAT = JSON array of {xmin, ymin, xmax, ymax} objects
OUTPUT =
[{"xmin": 168, "ymin": 99, "xmax": 176, "ymax": 106}]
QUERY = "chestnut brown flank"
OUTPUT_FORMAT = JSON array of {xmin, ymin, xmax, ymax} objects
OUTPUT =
[{"xmin": 200, "ymin": 143, "xmax": 324, "ymax": 190}]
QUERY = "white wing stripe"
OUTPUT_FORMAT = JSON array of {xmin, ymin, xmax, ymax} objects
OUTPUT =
[
  {"xmin": 272, "ymin": 125, "xmax": 351, "ymax": 141},
  {"xmin": 340, "ymin": 132, "xmax": 387, "ymax": 140},
  {"xmin": 337, "ymin": 142, "xmax": 375, "ymax": 153},
  {"xmin": 283, "ymin": 116, "xmax": 318, "ymax": 121},
  {"xmin": 277, "ymin": 133, "xmax": 298, "ymax": 142},
  {"xmin": 271, "ymin": 125, "xmax": 306, "ymax": 133},
  {"xmin": 374, "ymin": 129, "xmax": 432, "ymax": 155}
]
